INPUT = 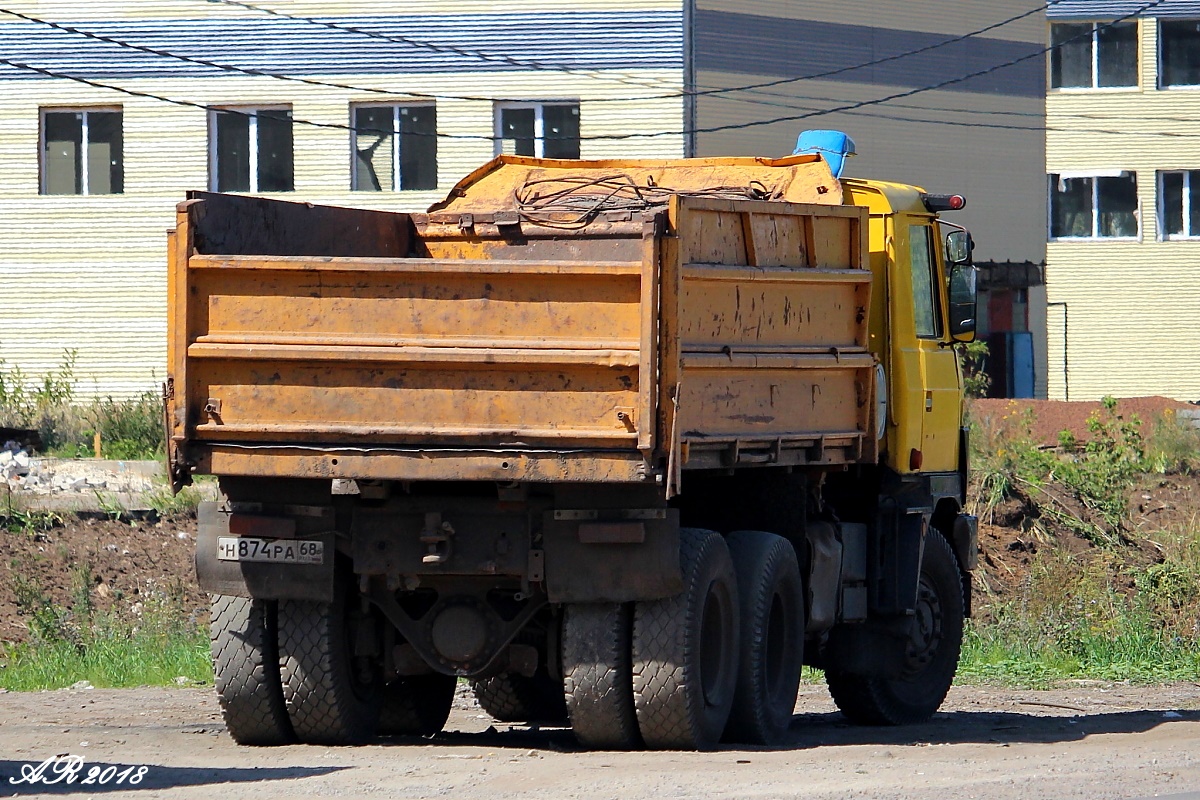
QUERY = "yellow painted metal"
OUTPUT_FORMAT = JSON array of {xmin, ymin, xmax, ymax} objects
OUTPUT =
[
  {"xmin": 168, "ymin": 156, "xmax": 899, "ymax": 488},
  {"xmin": 841, "ymin": 180, "xmax": 966, "ymax": 475},
  {"xmin": 429, "ymin": 154, "xmax": 843, "ymax": 217}
]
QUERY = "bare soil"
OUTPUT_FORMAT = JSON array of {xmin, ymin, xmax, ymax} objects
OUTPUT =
[{"xmin": 0, "ymin": 682, "xmax": 1197, "ymax": 799}]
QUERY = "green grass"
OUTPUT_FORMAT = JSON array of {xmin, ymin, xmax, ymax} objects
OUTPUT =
[
  {"xmin": 0, "ymin": 626, "xmax": 210, "ymax": 691},
  {"xmin": 958, "ymin": 619, "xmax": 1200, "ymax": 687}
]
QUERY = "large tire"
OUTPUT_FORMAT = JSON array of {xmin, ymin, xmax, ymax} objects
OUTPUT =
[
  {"xmin": 562, "ymin": 603, "xmax": 641, "ymax": 749},
  {"xmin": 210, "ymin": 595, "xmax": 295, "ymax": 746},
  {"xmin": 277, "ymin": 578, "xmax": 382, "ymax": 744},
  {"xmin": 826, "ymin": 531, "xmax": 964, "ymax": 725},
  {"xmin": 722, "ymin": 531, "xmax": 805, "ymax": 745},
  {"xmin": 471, "ymin": 670, "xmax": 567, "ymax": 724},
  {"xmin": 378, "ymin": 673, "xmax": 457, "ymax": 737},
  {"xmin": 632, "ymin": 528, "xmax": 740, "ymax": 750}
]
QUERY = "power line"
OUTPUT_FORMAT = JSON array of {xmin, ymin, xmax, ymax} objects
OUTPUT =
[
  {"xmin": 3, "ymin": 0, "xmax": 1173, "ymax": 143},
  {"xmin": 197, "ymin": 0, "xmax": 684, "ymax": 96},
  {"xmin": 194, "ymin": 0, "xmax": 1061, "ymax": 104}
]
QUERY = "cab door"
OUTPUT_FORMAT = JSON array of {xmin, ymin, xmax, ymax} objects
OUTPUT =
[{"xmin": 890, "ymin": 217, "xmax": 961, "ymax": 474}]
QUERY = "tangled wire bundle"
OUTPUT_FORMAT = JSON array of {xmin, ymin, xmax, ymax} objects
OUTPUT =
[{"xmin": 513, "ymin": 174, "xmax": 784, "ymax": 229}]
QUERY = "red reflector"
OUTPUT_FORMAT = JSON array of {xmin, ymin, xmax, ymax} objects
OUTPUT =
[
  {"xmin": 909, "ymin": 449, "xmax": 924, "ymax": 471},
  {"xmin": 229, "ymin": 514, "xmax": 297, "ymax": 539}
]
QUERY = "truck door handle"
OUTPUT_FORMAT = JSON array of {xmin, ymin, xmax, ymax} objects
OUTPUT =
[{"xmin": 925, "ymin": 391, "xmax": 933, "ymax": 412}]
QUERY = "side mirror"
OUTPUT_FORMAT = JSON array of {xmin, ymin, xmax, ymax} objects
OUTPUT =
[
  {"xmin": 948, "ymin": 263, "xmax": 977, "ymax": 342},
  {"xmin": 945, "ymin": 229, "xmax": 973, "ymax": 265}
]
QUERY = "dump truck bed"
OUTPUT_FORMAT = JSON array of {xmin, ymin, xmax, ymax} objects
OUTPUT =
[{"xmin": 167, "ymin": 156, "xmax": 876, "ymax": 490}]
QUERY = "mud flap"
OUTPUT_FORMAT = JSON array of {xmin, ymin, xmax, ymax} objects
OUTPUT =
[
  {"xmin": 195, "ymin": 501, "xmax": 335, "ymax": 602},
  {"xmin": 542, "ymin": 509, "xmax": 682, "ymax": 603}
]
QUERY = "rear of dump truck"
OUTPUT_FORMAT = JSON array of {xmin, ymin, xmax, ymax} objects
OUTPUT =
[{"xmin": 170, "ymin": 154, "xmax": 976, "ymax": 750}]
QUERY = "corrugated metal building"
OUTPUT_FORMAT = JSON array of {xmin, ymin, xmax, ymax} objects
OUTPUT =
[
  {"xmin": 1045, "ymin": 0, "xmax": 1200, "ymax": 401},
  {"xmin": 1, "ymin": 0, "xmax": 1048, "ymax": 397}
]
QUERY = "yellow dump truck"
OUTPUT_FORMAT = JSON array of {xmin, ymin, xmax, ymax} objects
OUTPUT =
[{"xmin": 169, "ymin": 151, "xmax": 979, "ymax": 750}]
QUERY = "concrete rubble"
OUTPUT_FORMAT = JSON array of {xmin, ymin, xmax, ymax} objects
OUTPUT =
[{"xmin": 2, "ymin": 441, "xmax": 158, "ymax": 496}]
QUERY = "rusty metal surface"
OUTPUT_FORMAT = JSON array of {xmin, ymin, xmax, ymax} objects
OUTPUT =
[
  {"xmin": 427, "ymin": 155, "xmax": 842, "ymax": 218},
  {"xmin": 184, "ymin": 191, "xmax": 412, "ymax": 258},
  {"xmin": 170, "ymin": 160, "xmax": 877, "ymax": 488}
]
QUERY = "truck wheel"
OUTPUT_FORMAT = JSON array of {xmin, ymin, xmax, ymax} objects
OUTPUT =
[
  {"xmin": 562, "ymin": 603, "xmax": 641, "ymax": 749},
  {"xmin": 277, "ymin": 578, "xmax": 381, "ymax": 744},
  {"xmin": 632, "ymin": 528, "xmax": 739, "ymax": 750},
  {"xmin": 377, "ymin": 673, "xmax": 458, "ymax": 737},
  {"xmin": 210, "ymin": 595, "xmax": 295, "ymax": 746},
  {"xmin": 471, "ymin": 670, "xmax": 567, "ymax": 724},
  {"xmin": 826, "ymin": 531, "xmax": 964, "ymax": 725},
  {"xmin": 722, "ymin": 531, "xmax": 804, "ymax": 745}
]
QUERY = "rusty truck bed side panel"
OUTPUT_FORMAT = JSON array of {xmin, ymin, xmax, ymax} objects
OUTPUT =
[{"xmin": 169, "ymin": 159, "xmax": 875, "ymax": 489}]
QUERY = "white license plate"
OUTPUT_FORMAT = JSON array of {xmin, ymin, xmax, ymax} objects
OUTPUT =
[{"xmin": 216, "ymin": 536, "xmax": 325, "ymax": 565}]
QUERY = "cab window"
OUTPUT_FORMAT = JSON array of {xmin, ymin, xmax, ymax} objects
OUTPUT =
[{"xmin": 909, "ymin": 225, "xmax": 942, "ymax": 339}]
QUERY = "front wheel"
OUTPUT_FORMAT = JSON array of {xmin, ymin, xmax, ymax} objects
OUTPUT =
[{"xmin": 825, "ymin": 531, "xmax": 964, "ymax": 725}]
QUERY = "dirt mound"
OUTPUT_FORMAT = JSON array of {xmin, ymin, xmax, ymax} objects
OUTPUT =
[
  {"xmin": 0, "ymin": 514, "xmax": 204, "ymax": 643},
  {"xmin": 971, "ymin": 397, "xmax": 1194, "ymax": 447}
]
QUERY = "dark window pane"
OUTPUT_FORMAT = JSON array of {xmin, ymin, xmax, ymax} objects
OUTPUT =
[
  {"xmin": 909, "ymin": 226, "xmax": 941, "ymax": 339},
  {"xmin": 543, "ymin": 104, "xmax": 580, "ymax": 159},
  {"xmin": 257, "ymin": 109, "xmax": 293, "ymax": 192},
  {"xmin": 1162, "ymin": 20, "xmax": 1200, "ymax": 86},
  {"xmin": 87, "ymin": 111, "xmax": 122, "ymax": 194},
  {"xmin": 1050, "ymin": 175, "xmax": 1093, "ymax": 238},
  {"xmin": 1097, "ymin": 174, "xmax": 1137, "ymax": 237},
  {"xmin": 1098, "ymin": 21, "xmax": 1138, "ymax": 87},
  {"xmin": 1163, "ymin": 171, "xmax": 1184, "ymax": 236},
  {"xmin": 43, "ymin": 111, "xmax": 82, "ymax": 195},
  {"xmin": 354, "ymin": 106, "xmax": 394, "ymax": 191},
  {"xmin": 1051, "ymin": 23, "xmax": 1093, "ymax": 88},
  {"xmin": 501, "ymin": 107, "xmax": 536, "ymax": 156},
  {"xmin": 399, "ymin": 105, "xmax": 437, "ymax": 190},
  {"xmin": 215, "ymin": 111, "xmax": 251, "ymax": 192},
  {"xmin": 1189, "ymin": 171, "xmax": 1200, "ymax": 237}
]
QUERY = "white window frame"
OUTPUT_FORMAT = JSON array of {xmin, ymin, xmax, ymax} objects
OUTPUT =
[
  {"xmin": 1048, "ymin": 170, "xmax": 1141, "ymax": 241},
  {"xmin": 493, "ymin": 101, "xmax": 580, "ymax": 158},
  {"xmin": 1050, "ymin": 20, "xmax": 1139, "ymax": 91},
  {"xmin": 1157, "ymin": 169, "xmax": 1200, "ymax": 239},
  {"xmin": 208, "ymin": 105, "xmax": 292, "ymax": 193},
  {"xmin": 350, "ymin": 103, "xmax": 436, "ymax": 191},
  {"xmin": 39, "ymin": 106, "xmax": 122, "ymax": 195}
]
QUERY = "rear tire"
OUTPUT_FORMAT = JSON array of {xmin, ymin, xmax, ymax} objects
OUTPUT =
[
  {"xmin": 722, "ymin": 531, "xmax": 805, "ymax": 745},
  {"xmin": 277, "ymin": 577, "xmax": 381, "ymax": 744},
  {"xmin": 562, "ymin": 603, "xmax": 641, "ymax": 749},
  {"xmin": 472, "ymin": 670, "xmax": 567, "ymax": 724},
  {"xmin": 632, "ymin": 528, "xmax": 739, "ymax": 750},
  {"xmin": 826, "ymin": 531, "xmax": 964, "ymax": 725},
  {"xmin": 378, "ymin": 673, "xmax": 457, "ymax": 737},
  {"xmin": 210, "ymin": 595, "xmax": 295, "ymax": 746}
]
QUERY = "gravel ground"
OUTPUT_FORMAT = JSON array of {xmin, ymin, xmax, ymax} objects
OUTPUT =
[{"xmin": 0, "ymin": 682, "xmax": 1198, "ymax": 799}]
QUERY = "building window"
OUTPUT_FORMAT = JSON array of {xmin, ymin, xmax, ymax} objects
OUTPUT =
[
  {"xmin": 1049, "ymin": 172, "xmax": 1138, "ymax": 239},
  {"xmin": 40, "ymin": 109, "xmax": 123, "ymax": 195},
  {"xmin": 1159, "ymin": 170, "xmax": 1200, "ymax": 238},
  {"xmin": 352, "ymin": 104, "xmax": 437, "ymax": 191},
  {"xmin": 1050, "ymin": 21, "xmax": 1138, "ymax": 89},
  {"xmin": 495, "ymin": 102, "xmax": 580, "ymax": 159},
  {"xmin": 1160, "ymin": 20, "xmax": 1200, "ymax": 86},
  {"xmin": 210, "ymin": 108, "xmax": 293, "ymax": 192}
]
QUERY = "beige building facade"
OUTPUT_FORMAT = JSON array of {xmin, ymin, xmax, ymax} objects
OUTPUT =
[
  {"xmin": 2, "ymin": 1, "xmax": 1049, "ymax": 398},
  {"xmin": 1046, "ymin": 0, "xmax": 1200, "ymax": 402}
]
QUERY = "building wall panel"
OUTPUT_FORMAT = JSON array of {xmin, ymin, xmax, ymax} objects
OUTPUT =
[
  {"xmin": 1046, "ymin": 19, "xmax": 1200, "ymax": 401},
  {"xmin": 0, "ymin": 2, "xmax": 686, "ymax": 397}
]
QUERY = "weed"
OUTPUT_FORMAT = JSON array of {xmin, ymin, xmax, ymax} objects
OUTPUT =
[
  {"xmin": 145, "ymin": 484, "xmax": 202, "ymax": 518},
  {"xmin": 0, "ymin": 568, "xmax": 209, "ymax": 691},
  {"xmin": 93, "ymin": 490, "xmax": 126, "ymax": 522}
]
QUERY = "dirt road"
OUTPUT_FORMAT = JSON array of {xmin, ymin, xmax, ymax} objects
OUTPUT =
[{"xmin": 0, "ymin": 682, "xmax": 1198, "ymax": 799}]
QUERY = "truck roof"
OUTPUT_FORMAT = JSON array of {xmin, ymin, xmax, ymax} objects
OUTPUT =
[{"xmin": 840, "ymin": 178, "xmax": 930, "ymax": 216}]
